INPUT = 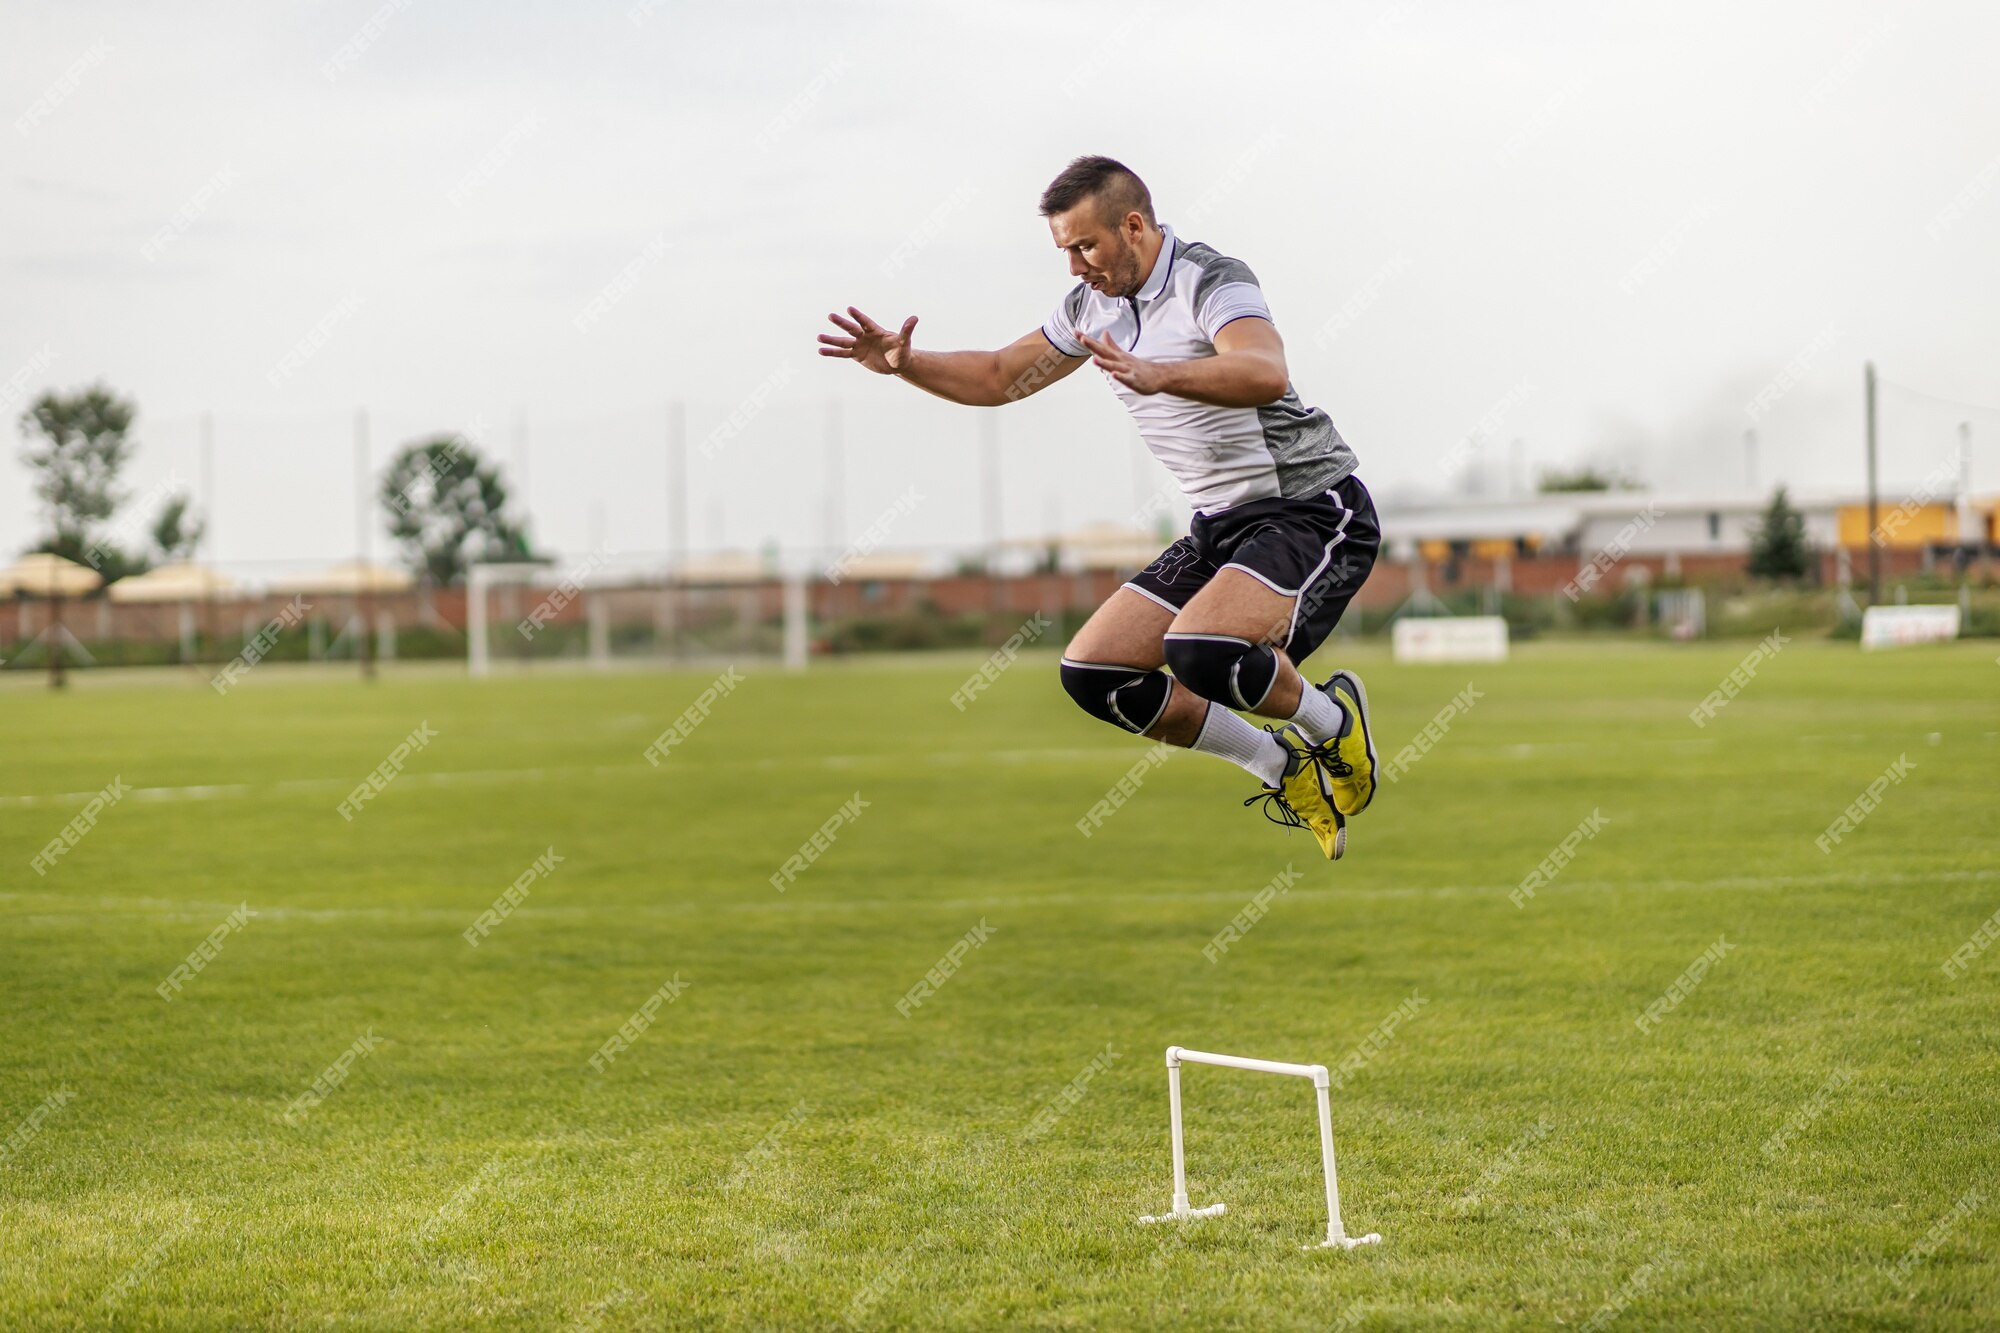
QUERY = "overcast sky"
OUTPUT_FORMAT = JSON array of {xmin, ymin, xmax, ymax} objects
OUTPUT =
[{"xmin": 4, "ymin": 0, "xmax": 1997, "ymax": 572}]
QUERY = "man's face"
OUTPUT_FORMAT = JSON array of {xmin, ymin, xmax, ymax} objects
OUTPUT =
[{"xmin": 1048, "ymin": 200, "xmax": 1146, "ymax": 299}]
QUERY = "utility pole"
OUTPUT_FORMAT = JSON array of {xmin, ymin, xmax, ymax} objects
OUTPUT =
[
  {"xmin": 980, "ymin": 409, "xmax": 1002, "ymax": 560},
  {"xmin": 356, "ymin": 409, "xmax": 376, "ymax": 679},
  {"xmin": 1957, "ymin": 421, "xmax": 1974, "ymax": 551},
  {"xmin": 1865, "ymin": 362, "xmax": 1881, "ymax": 605},
  {"xmin": 512, "ymin": 408, "xmax": 530, "ymax": 520},
  {"xmin": 823, "ymin": 398, "xmax": 844, "ymax": 561},
  {"xmin": 667, "ymin": 400, "xmax": 688, "ymax": 571},
  {"xmin": 201, "ymin": 411, "xmax": 216, "ymax": 665},
  {"xmin": 981, "ymin": 409, "xmax": 1004, "ymax": 610}
]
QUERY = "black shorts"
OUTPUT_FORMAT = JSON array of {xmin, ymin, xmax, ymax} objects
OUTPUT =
[{"xmin": 1124, "ymin": 473, "xmax": 1381, "ymax": 664}]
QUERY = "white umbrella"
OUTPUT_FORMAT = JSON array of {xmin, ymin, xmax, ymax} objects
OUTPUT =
[
  {"xmin": 107, "ymin": 562, "xmax": 242, "ymax": 603},
  {"xmin": 831, "ymin": 551, "xmax": 935, "ymax": 581},
  {"xmin": 267, "ymin": 561, "xmax": 415, "ymax": 595},
  {"xmin": 0, "ymin": 552, "xmax": 104, "ymax": 597},
  {"xmin": 673, "ymin": 552, "xmax": 772, "ymax": 585}
]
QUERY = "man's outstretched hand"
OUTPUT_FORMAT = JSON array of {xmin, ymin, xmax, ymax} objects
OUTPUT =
[
  {"xmin": 819, "ymin": 307, "xmax": 918, "ymax": 375},
  {"xmin": 1077, "ymin": 332, "xmax": 1170, "ymax": 395}
]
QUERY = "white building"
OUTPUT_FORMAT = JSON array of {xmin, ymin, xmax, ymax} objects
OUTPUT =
[{"xmin": 1379, "ymin": 491, "xmax": 1856, "ymax": 563}]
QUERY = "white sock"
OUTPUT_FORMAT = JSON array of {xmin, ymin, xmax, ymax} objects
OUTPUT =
[
  {"xmin": 1191, "ymin": 704, "xmax": 1289, "ymax": 786},
  {"xmin": 1287, "ymin": 681, "xmax": 1349, "ymax": 746}
]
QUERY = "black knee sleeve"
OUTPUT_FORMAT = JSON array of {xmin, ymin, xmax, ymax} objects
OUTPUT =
[
  {"xmin": 1059, "ymin": 658, "xmax": 1175, "ymax": 734},
  {"xmin": 1162, "ymin": 633, "xmax": 1279, "ymax": 710}
]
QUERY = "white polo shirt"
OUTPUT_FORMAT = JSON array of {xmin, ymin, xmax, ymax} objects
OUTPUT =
[{"xmin": 1043, "ymin": 224, "xmax": 1357, "ymax": 514}]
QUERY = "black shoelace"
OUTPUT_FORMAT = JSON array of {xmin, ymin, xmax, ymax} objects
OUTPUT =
[
  {"xmin": 1244, "ymin": 727, "xmax": 1345, "ymax": 828},
  {"xmin": 1244, "ymin": 787, "xmax": 1306, "ymax": 829}
]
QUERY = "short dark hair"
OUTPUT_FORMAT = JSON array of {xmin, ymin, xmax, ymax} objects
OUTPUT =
[{"xmin": 1038, "ymin": 155, "xmax": 1154, "ymax": 226}]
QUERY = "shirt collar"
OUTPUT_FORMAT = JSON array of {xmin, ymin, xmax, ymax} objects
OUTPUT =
[{"xmin": 1134, "ymin": 224, "xmax": 1176, "ymax": 302}]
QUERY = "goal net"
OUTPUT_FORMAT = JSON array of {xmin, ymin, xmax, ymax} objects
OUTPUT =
[{"xmin": 465, "ymin": 559, "xmax": 807, "ymax": 676}]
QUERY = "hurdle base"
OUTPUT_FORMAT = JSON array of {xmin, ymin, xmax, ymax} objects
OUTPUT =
[
  {"xmin": 1312, "ymin": 1231, "xmax": 1383, "ymax": 1251},
  {"xmin": 1138, "ymin": 1202, "xmax": 1227, "ymax": 1225}
]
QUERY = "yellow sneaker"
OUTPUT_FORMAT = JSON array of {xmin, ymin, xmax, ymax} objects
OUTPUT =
[
  {"xmin": 1243, "ymin": 725, "xmax": 1347, "ymax": 860},
  {"xmin": 1318, "ymin": 670, "xmax": 1377, "ymax": 816}
]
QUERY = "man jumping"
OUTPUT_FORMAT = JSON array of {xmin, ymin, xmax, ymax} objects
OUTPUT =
[{"xmin": 819, "ymin": 155, "xmax": 1382, "ymax": 859}]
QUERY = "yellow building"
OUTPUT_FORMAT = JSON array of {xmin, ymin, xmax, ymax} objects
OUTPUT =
[{"xmin": 1836, "ymin": 499, "xmax": 1993, "ymax": 550}]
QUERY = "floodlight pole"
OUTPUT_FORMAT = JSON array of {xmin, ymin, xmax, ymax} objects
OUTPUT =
[
  {"xmin": 980, "ymin": 409, "xmax": 1002, "ymax": 560},
  {"xmin": 355, "ymin": 409, "xmax": 376, "ymax": 680},
  {"xmin": 201, "ymin": 411, "xmax": 216, "ymax": 666},
  {"xmin": 1865, "ymin": 362, "xmax": 1881, "ymax": 605},
  {"xmin": 667, "ymin": 400, "xmax": 688, "ymax": 573},
  {"xmin": 1957, "ymin": 421, "xmax": 1974, "ymax": 555},
  {"xmin": 512, "ymin": 408, "xmax": 530, "ymax": 520},
  {"xmin": 663, "ymin": 400, "xmax": 688, "ymax": 659},
  {"xmin": 823, "ymin": 397, "xmax": 844, "ymax": 562},
  {"xmin": 981, "ymin": 409, "xmax": 1006, "ymax": 610}
]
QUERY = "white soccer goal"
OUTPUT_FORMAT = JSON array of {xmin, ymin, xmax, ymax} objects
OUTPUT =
[
  {"xmin": 1137, "ymin": 1045, "xmax": 1382, "ymax": 1251},
  {"xmin": 465, "ymin": 560, "xmax": 808, "ymax": 676}
]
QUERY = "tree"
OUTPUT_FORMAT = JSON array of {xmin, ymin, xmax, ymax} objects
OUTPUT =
[
  {"xmin": 1538, "ymin": 465, "xmax": 1640, "ymax": 494},
  {"xmin": 150, "ymin": 493, "xmax": 206, "ymax": 564},
  {"xmin": 17, "ymin": 384, "xmax": 138, "ymax": 570},
  {"xmin": 1747, "ymin": 485, "xmax": 1813, "ymax": 581},
  {"xmin": 379, "ymin": 433, "xmax": 533, "ymax": 585}
]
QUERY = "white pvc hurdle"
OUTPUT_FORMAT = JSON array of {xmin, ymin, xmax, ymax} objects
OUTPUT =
[{"xmin": 1137, "ymin": 1045, "xmax": 1382, "ymax": 1251}]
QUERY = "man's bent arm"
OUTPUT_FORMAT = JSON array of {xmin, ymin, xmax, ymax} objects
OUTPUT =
[
  {"xmin": 1080, "ymin": 316, "xmax": 1292, "ymax": 408},
  {"xmin": 901, "ymin": 329, "xmax": 1085, "ymax": 406},
  {"xmin": 1150, "ymin": 318, "xmax": 1290, "ymax": 406}
]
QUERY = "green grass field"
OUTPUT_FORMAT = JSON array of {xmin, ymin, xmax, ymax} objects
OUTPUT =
[{"xmin": 3, "ymin": 639, "xmax": 1997, "ymax": 1329}]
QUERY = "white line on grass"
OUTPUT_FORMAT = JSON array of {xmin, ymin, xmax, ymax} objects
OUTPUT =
[
  {"xmin": 7, "ymin": 867, "xmax": 1993, "ymax": 925},
  {"xmin": 0, "ymin": 749, "xmax": 1156, "ymax": 807},
  {"xmin": 7, "ymin": 733, "xmax": 1985, "ymax": 808}
]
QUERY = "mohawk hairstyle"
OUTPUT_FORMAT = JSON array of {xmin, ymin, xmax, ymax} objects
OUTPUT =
[{"xmin": 1038, "ymin": 155, "xmax": 1155, "ymax": 225}]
